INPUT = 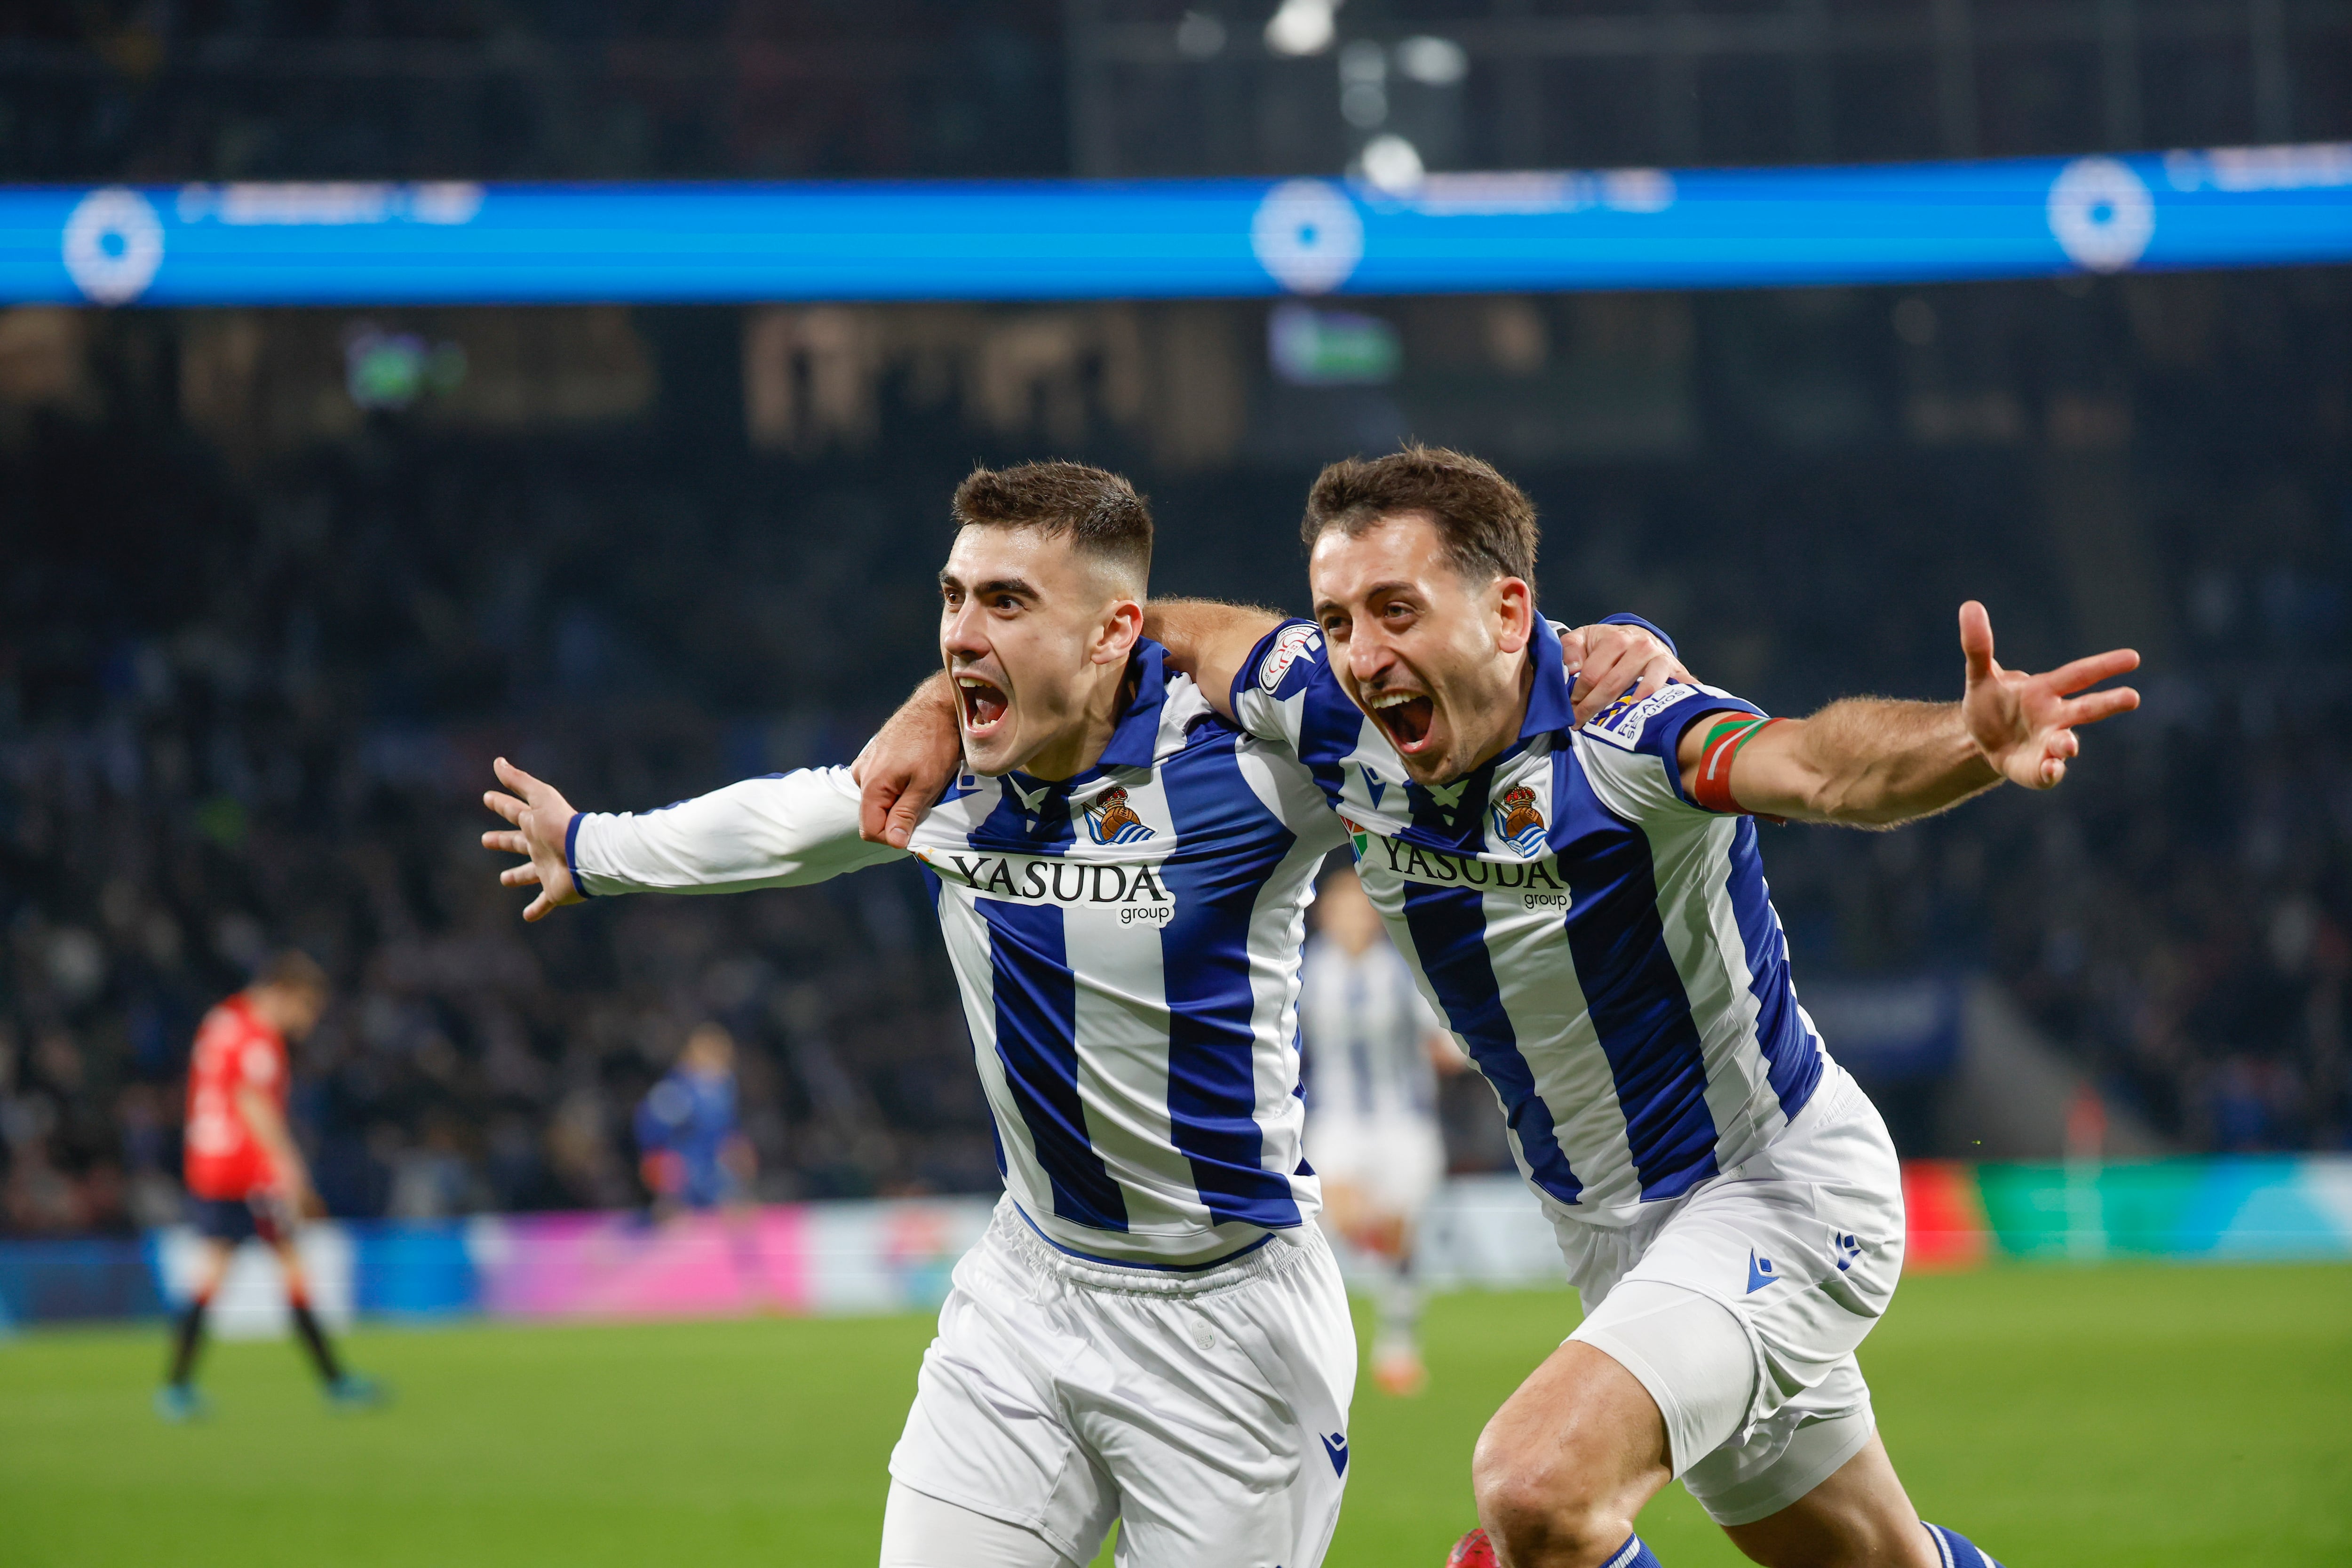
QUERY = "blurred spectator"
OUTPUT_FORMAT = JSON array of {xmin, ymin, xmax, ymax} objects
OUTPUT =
[{"xmin": 1, "ymin": 267, "xmax": 2347, "ymax": 1236}]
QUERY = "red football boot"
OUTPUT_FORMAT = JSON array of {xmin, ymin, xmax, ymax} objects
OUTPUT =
[{"xmin": 1446, "ymin": 1527, "xmax": 1499, "ymax": 1567}]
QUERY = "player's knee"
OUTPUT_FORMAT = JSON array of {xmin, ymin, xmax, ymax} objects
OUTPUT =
[{"xmin": 1470, "ymin": 1429, "xmax": 1623, "ymax": 1568}]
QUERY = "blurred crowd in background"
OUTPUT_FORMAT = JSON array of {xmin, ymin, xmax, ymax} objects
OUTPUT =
[
  {"xmin": 2, "ymin": 1, "xmax": 2349, "ymax": 1233},
  {"xmin": 3, "ymin": 258, "xmax": 2347, "ymax": 1235}
]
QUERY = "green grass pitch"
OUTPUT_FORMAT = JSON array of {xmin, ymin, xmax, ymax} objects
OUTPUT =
[{"xmin": 3, "ymin": 1262, "xmax": 2345, "ymax": 1566}]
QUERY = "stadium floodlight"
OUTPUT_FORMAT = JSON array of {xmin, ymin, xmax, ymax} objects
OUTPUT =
[
  {"xmin": 1265, "ymin": 0, "xmax": 1339, "ymax": 57},
  {"xmin": 1393, "ymin": 36, "xmax": 1468, "ymax": 87},
  {"xmin": 1356, "ymin": 134, "xmax": 1426, "ymax": 195}
]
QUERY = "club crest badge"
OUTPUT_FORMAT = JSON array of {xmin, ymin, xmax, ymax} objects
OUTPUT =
[
  {"xmin": 1492, "ymin": 786, "xmax": 1548, "ymax": 856},
  {"xmin": 1085, "ymin": 786, "xmax": 1154, "ymax": 846}
]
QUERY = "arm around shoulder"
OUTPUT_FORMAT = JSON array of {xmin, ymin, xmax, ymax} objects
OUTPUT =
[{"xmin": 1142, "ymin": 598, "xmax": 1284, "ymax": 720}]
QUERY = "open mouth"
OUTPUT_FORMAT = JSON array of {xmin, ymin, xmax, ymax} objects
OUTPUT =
[
  {"xmin": 1366, "ymin": 689, "xmax": 1436, "ymax": 752},
  {"xmin": 956, "ymin": 674, "xmax": 1009, "ymax": 734}
]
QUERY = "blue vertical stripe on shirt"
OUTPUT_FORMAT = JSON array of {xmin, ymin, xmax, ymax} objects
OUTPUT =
[
  {"xmin": 1552, "ymin": 752, "xmax": 1723, "ymax": 1202},
  {"xmin": 1157, "ymin": 732, "xmax": 1305, "ymax": 1229},
  {"xmin": 1401, "ymin": 879, "xmax": 1584, "ymax": 1208},
  {"xmin": 1724, "ymin": 817, "xmax": 1823, "ymax": 1121},
  {"xmin": 977, "ymin": 894, "xmax": 1128, "ymax": 1232}
]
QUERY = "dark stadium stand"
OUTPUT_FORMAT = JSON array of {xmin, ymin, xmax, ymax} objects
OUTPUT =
[
  {"xmin": 1, "ymin": 0, "xmax": 2347, "ymax": 1235},
  {"xmin": 2, "ymin": 259, "xmax": 2348, "ymax": 1234}
]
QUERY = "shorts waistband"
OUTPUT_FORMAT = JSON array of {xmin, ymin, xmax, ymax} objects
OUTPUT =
[{"xmin": 990, "ymin": 1200, "xmax": 1310, "ymax": 1297}]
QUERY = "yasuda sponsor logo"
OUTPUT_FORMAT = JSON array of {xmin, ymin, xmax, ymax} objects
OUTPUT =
[
  {"xmin": 918, "ymin": 850, "xmax": 1175, "ymax": 924},
  {"xmin": 1362, "ymin": 833, "xmax": 1567, "ymax": 908}
]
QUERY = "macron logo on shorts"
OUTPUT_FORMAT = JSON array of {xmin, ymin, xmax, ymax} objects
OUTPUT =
[
  {"xmin": 1320, "ymin": 1432, "xmax": 1349, "ymax": 1476},
  {"xmin": 1746, "ymin": 1250, "xmax": 1777, "ymax": 1294}
]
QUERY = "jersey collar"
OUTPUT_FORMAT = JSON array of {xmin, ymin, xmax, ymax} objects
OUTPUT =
[
  {"xmin": 1518, "ymin": 616, "xmax": 1578, "ymax": 741},
  {"xmin": 1002, "ymin": 639, "xmax": 1169, "ymax": 796}
]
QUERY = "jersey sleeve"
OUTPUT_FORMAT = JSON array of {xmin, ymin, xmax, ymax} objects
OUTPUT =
[
  {"xmin": 1576, "ymin": 678, "xmax": 1770, "ymax": 823},
  {"xmin": 567, "ymin": 767, "xmax": 906, "ymax": 897},
  {"xmin": 1231, "ymin": 618, "xmax": 1364, "ymax": 756}
]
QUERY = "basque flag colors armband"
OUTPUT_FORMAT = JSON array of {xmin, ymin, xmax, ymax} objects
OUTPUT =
[{"xmin": 1693, "ymin": 715, "xmax": 1784, "ymax": 816}]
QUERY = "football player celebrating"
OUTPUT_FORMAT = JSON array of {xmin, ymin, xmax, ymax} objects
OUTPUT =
[
  {"xmin": 860, "ymin": 446, "xmax": 2137, "ymax": 1568},
  {"xmin": 159, "ymin": 951, "xmax": 381, "ymax": 1420},
  {"xmin": 1298, "ymin": 865, "xmax": 1464, "ymax": 1397},
  {"xmin": 486, "ymin": 462, "xmax": 1673, "ymax": 1568}
]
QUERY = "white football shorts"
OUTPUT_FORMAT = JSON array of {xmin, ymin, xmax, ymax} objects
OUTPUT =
[
  {"xmin": 888, "ymin": 1197, "xmax": 1358, "ymax": 1568},
  {"xmin": 1556, "ymin": 1064, "xmax": 1907, "ymax": 1527},
  {"xmin": 1305, "ymin": 1111, "xmax": 1445, "ymax": 1218}
]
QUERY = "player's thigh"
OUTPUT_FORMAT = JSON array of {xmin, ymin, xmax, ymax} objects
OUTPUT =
[
  {"xmin": 890, "ymin": 1242, "xmax": 1118, "ymax": 1565},
  {"xmin": 879, "ymin": 1480, "xmax": 1084, "ymax": 1568},
  {"xmin": 1613, "ymin": 1085, "xmax": 1907, "ymax": 1412},
  {"xmin": 1100, "ymin": 1236, "xmax": 1358, "ymax": 1568},
  {"xmin": 1602, "ymin": 1094, "xmax": 1905, "ymax": 1531},
  {"xmin": 1474, "ymin": 1333, "xmax": 1675, "ymax": 1534},
  {"xmin": 1718, "ymin": 1432, "xmax": 1939, "ymax": 1568}
]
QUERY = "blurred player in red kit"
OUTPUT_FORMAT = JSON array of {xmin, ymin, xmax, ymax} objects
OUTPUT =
[{"xmin": 157, "ymin": 951, "xmax": 382, "ymax": 1421}]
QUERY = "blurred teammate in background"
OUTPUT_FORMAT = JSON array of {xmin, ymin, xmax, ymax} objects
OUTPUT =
[
  {"xmin": 1300, "ymin": 866, "xmax": 1463, "ymax": 1397},
  {"xmin": 159, "ymin": 952, "xmax": 382, "ymax": 1421},
  {"xmin": 635, "ymin": 1022, "xmax": 756, "ymax": 1218}
]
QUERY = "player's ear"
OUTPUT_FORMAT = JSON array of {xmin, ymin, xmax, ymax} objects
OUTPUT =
[
  {"xmin": 1492, "ymin": 576, "xmax": 1535, "ymax": 655},
  {"xmin": 1097, "ymin": 595, "xmax": 1145, "ymax": 666}
]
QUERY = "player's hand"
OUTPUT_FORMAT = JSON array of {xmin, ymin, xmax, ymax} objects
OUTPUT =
[
  {"xmin": 1958, "ymin": 601, "xmax": 2140, "ymax": 789},
  {"xmin": 853, "ymin": 674, "xmax": 962, "ymax": 849},
  {"xmin": 1563, "ymin": 621, "xmax": 1692, "ymax": 726},
  {"xmin": 481, "ymin": 756, "xmax": 585, "ymax": 921}
]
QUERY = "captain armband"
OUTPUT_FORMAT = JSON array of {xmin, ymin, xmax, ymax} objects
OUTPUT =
[{"xmin": 1692, "ymin": 716, "xmax": 1785, "ymax": 816}]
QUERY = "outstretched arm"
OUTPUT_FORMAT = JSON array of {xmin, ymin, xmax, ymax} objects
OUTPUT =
[
  {"xmin": 482, "ymin": 757, "xmax": 582, "ymax": 921},
  {"xmin": 1687, "ymin": 600, "xmax": 2140, "ymax": 827},
  {"xmin": 487, "ymin": 757, "xmax": 900, "ymax": 918}
]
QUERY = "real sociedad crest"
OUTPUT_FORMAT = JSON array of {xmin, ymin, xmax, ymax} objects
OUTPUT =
[
  {"xmin": 1492, "ymin": 786, "xmax": 1548, "ymax": 856},
  {"xmin": 1085, "ymin": 786, "xmax": 1155, "ymax": 846}
]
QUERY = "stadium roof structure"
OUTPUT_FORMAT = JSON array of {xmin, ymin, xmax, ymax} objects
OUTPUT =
[{"xmin": 5, "ymin": 143, "xmax": 2349, "ymax": 308}]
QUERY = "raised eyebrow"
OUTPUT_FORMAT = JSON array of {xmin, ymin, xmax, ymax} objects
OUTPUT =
[{"xmin": 1317, "ymin": 581, "xmax": 1419, "ymax": 619}]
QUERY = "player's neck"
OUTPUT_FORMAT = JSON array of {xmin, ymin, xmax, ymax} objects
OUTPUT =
[
  {"xmin": 1443, "ymin": 648, "xmax": 1536, "ymax": 785},
  {"xmin": 1015, "ymin": 663, "xmax": 1136, "ymax": 782}
]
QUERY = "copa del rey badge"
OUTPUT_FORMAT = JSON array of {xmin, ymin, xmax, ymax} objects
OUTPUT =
[{"xmin": 1258, "ymin": 624, "xmax": 1320, "ymax": 693}]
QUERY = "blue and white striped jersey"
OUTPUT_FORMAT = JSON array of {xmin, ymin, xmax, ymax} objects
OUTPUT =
[
  {"xmin": 567, "ymin": 642, "xmax": 1346, "ymax": 1267},
  {"xmin": 1234, "ymin": 616, "xmax": 1830, "ymax": 1229},
  {"xmin": 1298, "ymin": 936, "xmax": 1446, "ymax": 1124}
]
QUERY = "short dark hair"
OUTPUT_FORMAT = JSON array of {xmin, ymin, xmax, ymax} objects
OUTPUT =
[
  {"xmin": 952, "ymin": 462, "xmax": 1152, "ymax": 589},
  {"xmin": 1301, "ymin": 445, "xmax": 1539, "ymax": 584},
  {"xmin": 254, "ymin": 948, "xmax": 329, "ymax": 997}
]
